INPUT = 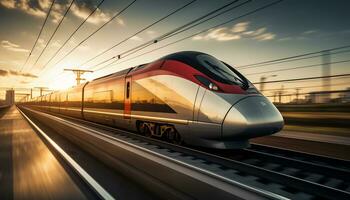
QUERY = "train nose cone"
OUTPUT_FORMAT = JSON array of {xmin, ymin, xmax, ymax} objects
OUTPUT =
[{"xmin": 222, "ymin": 96, "xmax": 284, "ymax": 139}]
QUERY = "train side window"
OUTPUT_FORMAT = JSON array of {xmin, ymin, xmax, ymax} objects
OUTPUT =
[
  {"xmin": 195, "ymin": 75, "xmax": 211, "ymax": 87},
  {"xmin": 126, "ymin": 82, "xmax": 130, "ymax": 99}
]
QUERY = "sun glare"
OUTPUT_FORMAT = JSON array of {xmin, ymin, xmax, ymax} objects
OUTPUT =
[{"xmin": 49, "ymin": 73, "xmax": 76, "ymax": 90}]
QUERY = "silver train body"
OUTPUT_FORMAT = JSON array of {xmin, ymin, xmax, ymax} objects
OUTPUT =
[{"xmin": 21, "ymin": 51, "xmax": 284, "ymax": 149}]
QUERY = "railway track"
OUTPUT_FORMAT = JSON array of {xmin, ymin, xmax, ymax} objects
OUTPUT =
[
  {"xmin": 18, "ymin": 108, "xmax": 115, "ymax": 200},
  {"xmin": 249, "ymin": 143, "xmax": 350, "ymax": 170},
  {"xmin": 20, "ymin": 106, "xmax": 350, "ymax": 199},
  {"xmin": 215, "ymin": 145, "xmax": 350, "ymax": 198}
]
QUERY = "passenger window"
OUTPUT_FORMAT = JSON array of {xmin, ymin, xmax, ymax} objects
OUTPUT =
[{"xmin": 126, "ymin": 82, "xmax": 130, "ymax": 99}]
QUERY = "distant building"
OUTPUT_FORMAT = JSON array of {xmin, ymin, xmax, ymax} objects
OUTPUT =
[
  {"xmin": 5, "ymin": 89, "xmax": 14, "ymax": 105},
  {"xmin": 342, "ymin": 87, "xmax": 350, "ymax": 103},
  {"xmin": 305, "ymin": 91, "xmax": 331, "ymax": 104}
]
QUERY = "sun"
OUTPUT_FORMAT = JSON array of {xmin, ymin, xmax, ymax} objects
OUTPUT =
[{"xmin": 49, "ymin": 73, "xmax": 76, "ymax": 90}]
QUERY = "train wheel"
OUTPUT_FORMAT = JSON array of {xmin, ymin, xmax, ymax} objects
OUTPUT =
[
  {"xmin": 138, "ymin": 121, "xmax": 152, "ymax": 137},
  {"xmin": 166, "ymin": 128, "xmax": 182, "ymax": 145},
  {"xmin": 144, "ymin": 125, "xmax": 152, "ymax": 137}
]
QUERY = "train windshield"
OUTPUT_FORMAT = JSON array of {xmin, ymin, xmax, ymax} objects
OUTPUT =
[
  {"xmin": 196, "ymin": 54, "xmax": 246, "ymax": 86},
  {"xmin": 163, "ymin": 51, "xmax": 249, "ymax": 89}
]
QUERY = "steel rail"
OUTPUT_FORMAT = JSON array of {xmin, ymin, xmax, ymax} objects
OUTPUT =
[
  {"xmin": 18, "ymin": 107, "xmax": 115, "ymax": 200},
  {"xmin": 20, "ymin": 106, "xmax": 286, "ymax": 200},
  {"xmin": 19, "ymin": 106, "xmax": 350, "ymax": 199},
  {"xmin": 250, "ymin": 143, "xmax": 350, "ymax": 170}
]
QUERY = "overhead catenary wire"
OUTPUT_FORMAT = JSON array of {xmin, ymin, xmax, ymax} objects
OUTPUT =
[
  {"xmin": 96, "ymin": 0, "xmax": 283, "ymax": 72},
  {"xmin": 245, "ymin": 59, "xmax": 350, "ymax": 76},
  {"xmin": 49, "ymin": 0, "xmax": 246, "ymax": 81},
  {"xmin": 43, "ymin": 0, "xmax": 247, "ymax": 84},
  {"xmin": 252, "ymin": 73, "xmax": 350, "ymax": 84},
  {"xmin": 108, "ymin": 0, "xmax": 248, "ymax": 65},
  {"xmin": 239, "ymin": 48, "xmax": 350, "ymax": 70},
  {"xmin": 50, "ymin": 0, "xmax": 138, "ymax": 70},
  {"xmin": 262, "ymin": 82, "xmax": 350, "ymax": 92},
  {"xmin": 79, "ymin": 0, "xmax": 198, "ymax": 68},
  {"xmin": 87, "ymin": 0, "xmax": 246, "ymax": 70},
  {"xmin": 237, "ymin": 44, "xmax": 350, "ymax": 69},
  {"xmin": 265, "ymin": 89, "xmax": 350, "ymax": 98},
  {"xmin": 20, "ymin": 0, "xmax": 56, "ymax": 72},
  {"xmin": 38, "ymin": 0, "xmax": 106, "ymax": 74},
  {"xmin": 29, "ymin": 0, "xmax": 76, "ymax": 71}
]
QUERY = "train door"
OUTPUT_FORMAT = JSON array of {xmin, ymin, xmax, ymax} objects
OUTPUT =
[{"xmin": 124, "ymin": 76, "xmax": 132, "ymax": 119}]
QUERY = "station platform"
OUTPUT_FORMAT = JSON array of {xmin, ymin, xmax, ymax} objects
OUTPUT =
[{"xmin": 0, "ymin": 106, "xmax": 89, "ymax": 199}]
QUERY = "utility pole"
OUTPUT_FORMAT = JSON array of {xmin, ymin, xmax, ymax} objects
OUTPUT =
[
  {"xmin": 322, "ymin": 50, "xmax": 331, "ymax": 103},
  {"xmin": 35, "ymin": 87, "xmax": 48, "ymax": 96},
  {"xmin": 259, "ymin": 75, "xmax": 277, "ymax": 93},
  {"xmin": 295, "ymin": 88, "xmax": 300, "ymax": 104},
  {"xmin": 278, "ymin": 85, "xmax": 284, "ymax": 104},
  {"xmin": 30, "ymin": 88, "xmax": 33, "ymax": 99},
  {"xmin": 26, "ymin": 94, "xmax": 30, "ymax": 102},
  {"xmin": 64, "ymin": 69, "xmax": 93, "ymax": 85}
]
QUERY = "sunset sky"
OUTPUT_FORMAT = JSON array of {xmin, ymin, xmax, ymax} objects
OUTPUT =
[{"xmin": 0, "ymin": 0, "xmax": 349, "ymax": 100}]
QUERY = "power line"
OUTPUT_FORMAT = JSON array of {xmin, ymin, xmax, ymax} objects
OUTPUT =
[
  {"xmin": 50, "ymin": 0, "xmax": 138, "ymax": 70},
  {"xmin": 88, "ymin": 0, "xmax": 247, "ymax": 70},
  {"xmin": 239, "ymin": 48, "xmax": 350, "ymax": 71},
  {"xmin": 252, "ymin": 74, "xmax": 350, "ymax": 84},
  {"xmin": 30, "ymin": 0, "xmax": 76, "ymax": 71},
  {"xmin": 237, "ymin": 45, "xmax": 350, "ymax": 69},
  {"xmin": 262, "ymin": 82, "xmax": 350, "ymax": 92},
  {"xmin": 159, "ymin": 0, "xmax": 244, "ymax": 41},
  {"xmin": 44, "ymin": 0, "xmax": 242, "ymax": 81},
  {"xmin": 38, "ymin": 0, "xmax": 106, "ymax": 74},
  {"xmin": 110, "ymin": 0, "xmax": 247, "ymax": 59},
  {"xmin": 20, "ymin": 0, "xmax": 56, "ymax": 72},
  {"xmin": 265, "ymin": 89, "xmax": 350, "ymax": 98},
  {"xmin": 245, "ymin": 59, "xmax": 350, "ymax": 76},
  {"xmin": 108, "ymin": 0, "xmax": 248, "ymax": 65},
  {"xmin": 79, "ymin": 0, "xmax": 198, "ymax": 67},
  {"xmin": 97, "ymin": 0, "xmax": 283, "ymax": 72}
]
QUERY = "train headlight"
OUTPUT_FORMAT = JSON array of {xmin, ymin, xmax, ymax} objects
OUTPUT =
[
  {"xmin": 209, "ymin": 83, "xmax": 219, "ymax": 91},
  {"xmin": 195, "ymin": 75, "xmax": 220, "ymax": 91}
]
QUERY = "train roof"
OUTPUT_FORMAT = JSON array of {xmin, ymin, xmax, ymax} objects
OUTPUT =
[{"xmin": 161, "ymin": 51, "xmax": 208, "ymax": 60}]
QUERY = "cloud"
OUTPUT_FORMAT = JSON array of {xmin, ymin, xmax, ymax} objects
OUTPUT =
[
  {"xmin": 20, "ymin": 80, "xmax": 31, "ymax": 84},
  {"xmin": 193, "ymin": 27, "xmax": 241, "ymax": 41},
  {"xmin": 303, "ymin": 30, "xmax": 317, "ymax": 35},
  {"xmin": 0, "ymin": 0, "xmax": 47, "ymax": 17},
  {"xmin": 70, "ymin": 1, "xmax": 111, "ymax": 25},
  {"xmin": 0, "ymin": 0, "xmax": 15, "ymax": 8},
  {"xmin": 9, "ymin": 70, "xmax": 38, "ymax": 78},
  {"xmin": 116, "ymin": 18, "xmax": 124, "ymax": 26},
  {"xmin": 51, "ymin": 40, "xmax": 61, "ymax": 47},
  {"xmin": 0, "ymin": 69, "xmax": 8, "ymax": 76},
  {"xmin": 279, "ymin": 30, "xmax": 318, "ymax": 42},
  {"xmin": 0, "ymin": 0, "xmax": 112, "ymax": 24},
  {"xmin": 278, "ymin": 37, "xmax": 292, "ymax": 41},
  {"xmin": 0, "ymin": 69, "xmax": 38, "ymax": 78},
  {"xmin": 1, "ymin": 40, "xmax": 29, "ymax": 52},
  {"xmin": 51, "ymin": 2, "xmax": 68, "ymax": 23},
  {"xmin": 146, "ymin": 30, "xmax": 156, "ymax": 35},
  {"xmin": 254, "ymin": 33, "xmax": 276, "ymax": 41},
  {"xmin": 192, "ymin": 21, "xmax": 276, "ymax": 42},
  {"xmin": 231, "ymin": 22, "xmax": 249, "ymax": 33},
  {"xmin": 130, "ymin": 36, "xmax": 143, "ymax": 41},
  {"xmin": 77, "ymin": 44, "xmax": 90, "ymax": 51}
]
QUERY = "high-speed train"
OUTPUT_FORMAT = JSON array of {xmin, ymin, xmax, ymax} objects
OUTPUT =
[{"xmin": 21, "ymin": 51, "xmax": 284, "ymax": 149}]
